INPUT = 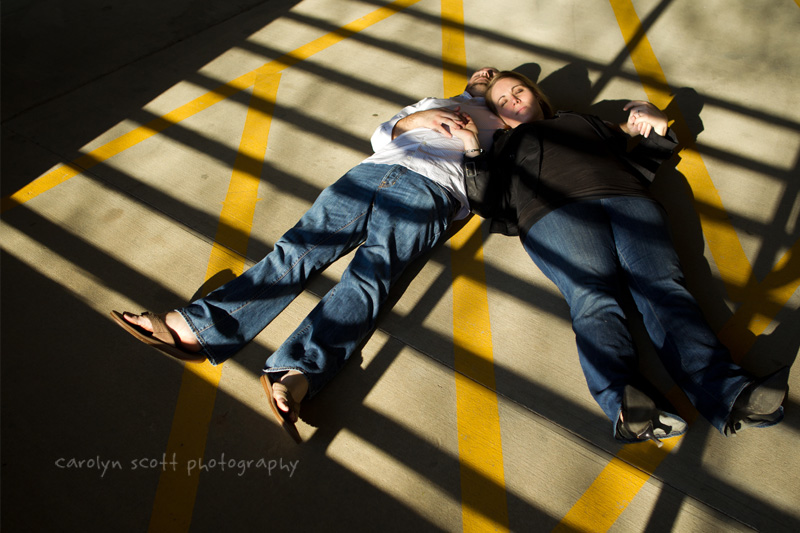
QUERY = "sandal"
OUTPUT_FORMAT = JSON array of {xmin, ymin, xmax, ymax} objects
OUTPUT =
[
  {"xmin": 616, "ymin": 385, "xmax": 686, "ymax": 447},
  {"xmin": 110, "ymin": 310, "xmax": 206, "ymax": 363},
  {"xmin": 260, "ymin": 374, "xmax": 302, "ymax": 443}
]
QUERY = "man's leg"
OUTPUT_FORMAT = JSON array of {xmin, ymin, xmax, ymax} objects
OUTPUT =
[
  {"xmin": 264, "ymin": 165, "xmax": 455, "ymax": 399},
  {"xmin": 176, "ymin": 163, "xmax": 390, "ymax": 364}
]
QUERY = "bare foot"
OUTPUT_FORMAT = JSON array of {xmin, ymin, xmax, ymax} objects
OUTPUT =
[
  {"xmin": 124, "ymin": 311, "xmax": 202, "ymax": 352},
  {"xmin": 275, "ymin": 370, "xmax": 309, "ymax": 423}
]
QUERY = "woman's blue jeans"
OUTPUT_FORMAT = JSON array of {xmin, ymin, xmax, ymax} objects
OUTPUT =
[
  {"xmin": 178, "ymin": 163, "xmax": 455, "ymax": 398},
  {"xmin": 522, "ymin": 197, "xmax": 767, "ymax": 436}
]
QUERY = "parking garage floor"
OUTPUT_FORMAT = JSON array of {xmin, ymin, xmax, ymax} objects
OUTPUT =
[{"xmin": 2, "ymin": 0, "xmax": 799, "ymax": 531}]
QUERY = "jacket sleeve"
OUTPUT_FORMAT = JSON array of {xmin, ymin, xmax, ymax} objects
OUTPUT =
[
  {"xmin": 582, "ymin": 113, "xmax": 678, "ymax": 183},
  {"xmin": 625, "ymin": 128, "xmax": 679, "ymax": 182},
  {"xmin": 464, "ymin": 152, "xmax": 500, "ymax": 219}
]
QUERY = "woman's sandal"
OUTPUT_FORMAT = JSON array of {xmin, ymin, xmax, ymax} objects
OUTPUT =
[
  {"xmin": 616, "ymin": 385, "xmax": 685, "ymax": 447},
  {"xmin": 260, "ymin": 374, "xmax": 302, "ymax": 443},
  {"xmin": 110, "ymin": 311, "xmax": 206, "ymax": 363}
]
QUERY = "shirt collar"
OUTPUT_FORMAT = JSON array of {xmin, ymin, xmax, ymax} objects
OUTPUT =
[{"xmin": 452, "ymin": 91, "xmax": 483, "ymax": 103}]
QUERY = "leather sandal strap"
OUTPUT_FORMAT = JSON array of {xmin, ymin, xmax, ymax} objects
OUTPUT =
[{"xmin": 141, "ymin": 312, "xmax": 178, "ymax": 347}]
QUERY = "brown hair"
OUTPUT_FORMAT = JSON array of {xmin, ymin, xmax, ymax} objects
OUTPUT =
[{"xmin": 485, "ymin": 71, "xmax": 555, "ymax": 120}]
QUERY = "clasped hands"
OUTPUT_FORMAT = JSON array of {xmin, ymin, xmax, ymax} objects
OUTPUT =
[
  {"xmin": 622, "ymin": 101, "xmax": 669, "ymax": 138},
  {"xmin": 392, "ymin": 106, "xmax": 474, "ymax": 139}
]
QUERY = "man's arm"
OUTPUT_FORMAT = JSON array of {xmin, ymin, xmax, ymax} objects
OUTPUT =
[
  {"xmin": 390, "ymin": 107, "xmax": 468, "ymax": 139},
  {"xmin": 370, "ymin": 97, "xmax": 469, "ymax": 152}
]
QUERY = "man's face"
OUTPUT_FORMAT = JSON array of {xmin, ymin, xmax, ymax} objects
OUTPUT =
[{"xmin": 465, "ymin": 67, "xmax": 499, "ymax": 97}]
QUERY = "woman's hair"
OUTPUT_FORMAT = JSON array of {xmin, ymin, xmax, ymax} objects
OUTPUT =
[{"xmin": 485, "ymin": 71, "xmax": 555, "ymax": 120}]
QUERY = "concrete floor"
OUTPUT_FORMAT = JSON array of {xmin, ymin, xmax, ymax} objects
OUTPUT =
[{"xmin": 2, "ymin": 0, "xmax": 799, "ymax": 531}]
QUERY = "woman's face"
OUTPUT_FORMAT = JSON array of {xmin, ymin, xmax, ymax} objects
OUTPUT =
[{"xmin": 491, "ymin": 77, "xmax": 543, "ymax": 127}]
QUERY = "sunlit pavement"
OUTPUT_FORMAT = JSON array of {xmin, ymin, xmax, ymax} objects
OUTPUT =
[{"xmin": 2, "ymin": 1, "xmax": 799, "ymax": 531}]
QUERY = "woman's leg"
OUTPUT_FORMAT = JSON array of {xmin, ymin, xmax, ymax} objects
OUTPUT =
[
  {"xmin": 522, "ymin": 201, "xmax": 640, "ymax": 426},
  {"xmin": 603, "ymin": 196, "xmax": 756, "ymax": 433}
]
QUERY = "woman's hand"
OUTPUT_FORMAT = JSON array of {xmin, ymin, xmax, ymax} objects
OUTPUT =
[
  {"xmin": 451, "ymin": 113, "xmax": 481, "ymax": 155},
  {"xmin": 621, "ymin": 101, "xmax": 668, "ymax": 138}
]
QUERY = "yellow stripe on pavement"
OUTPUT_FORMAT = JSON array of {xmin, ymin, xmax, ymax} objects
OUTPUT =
[
  {"xmin": 146, "ymin": 73, "xmax": 280, "ymax": 533},
  {"xmin": 451, "ymin": 217, "xmax": 510, "ymax": 533},
  {"xmin": 441, "ymin": 0, "xmax": 468, "ymax": 94},
  {"xmin": 442, "ymin": 1, "xmax": 509, "ymax": 528},
  {"xmin": 717, "ymin": 237, "xmax": 800, "ymax": 363},
  {"xmin": 554, "ymin": 438, "xmax": 680, "ymax": 533}
]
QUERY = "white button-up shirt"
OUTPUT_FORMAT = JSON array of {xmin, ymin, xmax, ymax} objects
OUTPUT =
[{"xmin": 366, "ymin": 92, "xmax": 505, "ymax": 220}]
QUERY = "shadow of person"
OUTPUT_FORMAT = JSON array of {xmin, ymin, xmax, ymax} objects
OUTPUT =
[
  {"xmin": 514, "ymin": 62, "xmax": 594, "ymax": 114},
  {"xmin": 190, "ymin": 269, "xmax": 238, "ymax": 301}
]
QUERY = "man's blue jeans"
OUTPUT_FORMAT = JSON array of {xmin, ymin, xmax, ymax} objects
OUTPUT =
[
  {"xmin": 522, "ymin": 197, "xmax": 773, "ymax": 436},
  {"xmin": 178, "ymin": 163, "xmax": 455, "ymax": 398}
]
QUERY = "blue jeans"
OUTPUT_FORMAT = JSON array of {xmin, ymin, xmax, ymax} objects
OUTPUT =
[
  {"xmin": 178, "ymin": 164, "xmax": 455, "ymax": 397},
  {"xmin": 522, "ymin": 197, "xmax": 774, "ymax": 437}
]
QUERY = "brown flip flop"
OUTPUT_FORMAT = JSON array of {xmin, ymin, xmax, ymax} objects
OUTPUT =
[
  {"xmin": 260, "ymin": 374, "xmax": 302, "ymax": 443},
  {"xmin": 110, "ymin": 310, "xmax": 206, "ymax": 363}
]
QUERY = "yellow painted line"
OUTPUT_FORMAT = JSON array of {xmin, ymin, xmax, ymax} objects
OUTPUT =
[
  {"xmin": 146, "ymin": 73, "xmax": 280, "ymax": 533},
  {"xmin": 441, "ymin": 0, "xmax": 468, "ymax": 95},
  {"xmin": 0, "ymin": 0, "xmax": 423, "ymax": 215},
  {"xmin": 451, "ymin": 217, "xmax": 510, "ymax": 533},
  {"xmin": 442, "ymin": 2, "xmax": 509, "ymax": 527},
  {"xmin": 554, "ymin": 438, "xmax": 679, "ymax": 533},
  {"xmin": 609, "ymin": 0, "xmax": 754, "ymax": 300},
  {"xmin": 0, "ymin": 89, "xmax": 242, "ymax": 214}
]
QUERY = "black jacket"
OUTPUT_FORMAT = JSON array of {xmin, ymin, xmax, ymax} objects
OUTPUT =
[{"xmin": 465, "ymin": 111, "xmax": 679, "ymax": 236}]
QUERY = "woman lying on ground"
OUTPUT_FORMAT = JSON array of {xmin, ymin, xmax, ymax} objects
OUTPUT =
[{"xmin": 453, "ymin": 70, "xmax": 789, "ymax": 444}]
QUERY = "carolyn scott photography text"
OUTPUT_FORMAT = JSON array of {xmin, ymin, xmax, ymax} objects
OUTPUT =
[{"xmin": 55, "ymin": 453, "xmax": 299, "ymax": 478}]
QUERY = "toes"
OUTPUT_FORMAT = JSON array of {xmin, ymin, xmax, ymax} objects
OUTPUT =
[
  {"xmin": 275, "ymin": 397, "xmax": 297, "ymax": 422},
  {"xmin": 124, "ymin": 312, "xmax": 153, "ymax": 332},
  {"xmin": 272, "ymin": 382, "xmax": 299, "ymax": 422}
]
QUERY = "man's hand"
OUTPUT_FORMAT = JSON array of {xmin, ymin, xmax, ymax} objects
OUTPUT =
[
  {"xmin": 392, "ymin": 106, "xmax": 469, "ymax": 139},
  {"xmin": 620, "ymin": 101, "xmax": 668, "ymax": 138}
]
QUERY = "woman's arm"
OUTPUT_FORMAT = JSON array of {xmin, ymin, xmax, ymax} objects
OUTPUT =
[
  {"xmin": 611, "ymin": 103, "xmax": 678, "ymax": 182},
  {"xmin": 450, "ymin": 114, "xmax": 501, "ymax": 218}
]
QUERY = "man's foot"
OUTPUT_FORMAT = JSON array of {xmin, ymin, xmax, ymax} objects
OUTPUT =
[
  {"xmin": 725, "ymin": 366, "xmax": 789, "ymax": 436},
  {"xmin": 110, "ymin": 310, "xmax": 206, "ymax": 362},
  {"xmin": 273, "ymin": 370, "xmax": 309, "ymax": 423},
  {"xmin": 261, "ymin": 371, "xmax": 308, "ymax": 443},
  {"xmin": 122, "ymin": 311, "xmax": 202, "ymax": 352}
]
